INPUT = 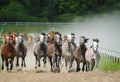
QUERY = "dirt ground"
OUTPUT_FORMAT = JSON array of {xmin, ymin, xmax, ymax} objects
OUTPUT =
[
  {"xmin": 0, "ymin": 70, "xmax": 120, "ymax": 82},
  {"xmin": 0, "ymin": 46, "xmax": 120, "ymax": 82}
]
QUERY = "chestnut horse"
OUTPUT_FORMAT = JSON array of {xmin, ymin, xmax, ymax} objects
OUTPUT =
[{"xmin": 1, "ymin": 34, "xmax": 16, "ymax": 71}]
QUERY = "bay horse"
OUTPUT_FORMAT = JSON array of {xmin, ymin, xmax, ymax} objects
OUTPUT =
[
  {"xmin": 48, "ymin": 31, "xmax": 62, "ymax": 72},
  {"xmin": 15, "ymin": 35, "xmax": 27, "ymax": 67},
  {"xmin": 1, "ymin": 34, "xmax": 16, "ymax": 71},
  {"xmin": 74, "ymin": 36, "xmax": 89, "ymax": 72},
  {"xmin": 85, "ymin": 38, "xmax": 100, "ymax": 71},
  {"xmin": 61, "ymin": 33, "xmax": 75, "ymax": 72},
  {"xmin": 33, "ymin": 33, "xmax": 48, "ymax": 68}
]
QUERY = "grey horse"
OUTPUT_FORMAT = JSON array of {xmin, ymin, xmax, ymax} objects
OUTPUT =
[
  {"xmin": 62, "ymin": 33, "xmax": 75, "ymax": 72},
  {"xmin": 33, "ymin": 33, "xmax": 48, "ymax": 68},
  {"xmin": 85, "ymin": 38, "xmax": 100, "ymax": 71}
]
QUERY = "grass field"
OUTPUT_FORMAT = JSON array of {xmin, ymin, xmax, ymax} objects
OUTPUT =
[
  {"xmin": 0, "ymin": 24, "xmax": 120, "ymax": 72},
  {"xmin": 99, "ymin": 57, "xmax": 120, "ymax": 71}
]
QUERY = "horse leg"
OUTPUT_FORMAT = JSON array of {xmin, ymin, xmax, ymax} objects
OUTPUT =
[
  {"xmin": 23, "ymin": 57, "xmax": 26, "ymax": 67},
  {"xmin": 76, "ymin": 59, "xmax": 80, "ymax": 72},
  {"xmin": 38, "ymin": 56, "xmax": 40, "ymax": 67},
  {"xmin": 10, "ymin": 59, "xmax": 13, "ymax": 71},
  {"xmin": 95, "ymin": 60, "xmax": 98, "ymax": 71},
  {"xmin": 21, "ymin": 57, "xmax": 26, "ymax": 67},
  {"xmin": 21, "ymin": 57, "xmax": 24, "ymax": 67},
  {"xmin": 65, "ymin": 58, "xmax": 67, "ymax": 70},
  {"xmin": 43, "ymin": 53, "xmax": 47, "ymax": 68},
  {"xmin": 49, "ymin": 57, "xmax": 53, "ymax": 72},
  {"xmin": 5, "ymin": 59, "xmax": 9, "ymax": 71},
  {"xmin": 82, "ymin": 62, "xmax": 86, "ymax": 72},
  {"xmin": 1, "ymin": 55, "xmax": 4, "ymax": 70},
  {"xmin": 16, "ymin": 56, "xmax": 19, "ymax": 67},
  {"xmin": 56, "ymin": 56, "xmax": 61, "ymax": 72},
  {"xmin": 69, "ymin": 57, "xmax": 74, "ymax": 69},
  {"xmin": 91, "ymin": 59, "xmax": 95, "ymax": 71},
  {"xmin": 34, "ymin": 53, "xmax": 38, "ymax": 68}
]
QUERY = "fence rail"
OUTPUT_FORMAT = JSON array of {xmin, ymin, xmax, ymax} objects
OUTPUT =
[
  {"xmin": 99, "ymin": 47, "xmax": 120, "ymax": 63},
  {"xmin": 0, "ymin": 22, "xmax": 84, "ymax": 26}
]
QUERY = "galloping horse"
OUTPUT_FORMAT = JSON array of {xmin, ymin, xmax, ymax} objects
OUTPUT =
[
  {"xmin": 1, "ymin": 34, "xmax": 16, "ymax": 71},
  {"xmin": 74, "ymin": 36, "xmax": 89, "ymax": 72},
  {"xmin": 15, "ymin": 35, "xmax": 27, "ymax": 67},
  {"xmin": 62, "ymin": 33, "xmax": 75, "ymax": 72},
  {"xmin": 85, "ymin": 39, "xmax": 100, "ymax": 71},
  {"xmin": 48, "ymin": 31, "xmax": 62, "ymax": 72},
  {"xmin": 33, "ymin": 33, "xmax": 48, "ymax": 68}
]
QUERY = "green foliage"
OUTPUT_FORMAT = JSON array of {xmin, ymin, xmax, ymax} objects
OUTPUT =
[
  {"xmin": 55, "ymin": 13, "xmax": 77, "ymax": 22},
  {"xmin": 0, "ymin": 0, "xmax": 120, "ymax": 22},
  {"xmin": 0, "ymin": 2, "xmax": 40, "ymax": 22}
]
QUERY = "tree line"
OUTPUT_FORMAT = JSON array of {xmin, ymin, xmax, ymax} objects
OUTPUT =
[{"xmin": 0, "ymin": 0, "xmax": 120, "ymax": 22}]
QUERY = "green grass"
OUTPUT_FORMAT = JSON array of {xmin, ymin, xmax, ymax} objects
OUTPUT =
[
  {"xmin": 3, "ymin": 25, "xmax": 51, "ymax": 33},
  {"xmin": 99, "ymin": 57, "xmax": 120, "ymax": 71}
]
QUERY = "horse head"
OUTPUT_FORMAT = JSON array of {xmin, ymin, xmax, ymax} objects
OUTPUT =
[
  {"xmin": 80, "ymin": 36, "xmax": 89, "ymax": 45},
  {"xmin": 16, "ymin": 35, "xmax": 24, "ymax": 44},
  {"xmin": 92, "ymin": 38, "xmax": 99, "ymax": 53},
  {"xmin": 54, "ymin": 32, "xmax": 62, "ymax": 46}
]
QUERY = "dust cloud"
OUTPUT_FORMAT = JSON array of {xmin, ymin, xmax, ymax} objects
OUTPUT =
[{"xmin": 48, "ymin": 15, "xmax": 120, "ymax": 51}]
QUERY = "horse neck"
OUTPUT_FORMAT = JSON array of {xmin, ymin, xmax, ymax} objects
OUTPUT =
[
  {"xmin": 79, "ymin": 44, "xmax": 87, "ymax": 55},
  {"xmin": 18, "ymin": 42, "xmax": 25, "ymax": 51}
]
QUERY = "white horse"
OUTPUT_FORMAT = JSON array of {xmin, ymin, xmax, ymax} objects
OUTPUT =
[{"xmin": 85, "ymin": 39, "xmax": 100, "ymax": 71}]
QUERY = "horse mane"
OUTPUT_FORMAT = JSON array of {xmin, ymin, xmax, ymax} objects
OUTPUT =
[
  {"xmin": 19, "ymin": 43, "xmax": 26, "ymax": 55},
  {"xmin": 54, "ymin": 42, "xmax": 62, "ymax": 55},
  {"xmin": 79, "ymin": 44, "xmax": 87, "ymax": 57},
  {"xmin": 40, "ymin": 42, "xmax": 47, "ymax": 54}
]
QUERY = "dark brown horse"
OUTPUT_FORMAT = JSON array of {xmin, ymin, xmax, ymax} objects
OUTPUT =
[
  {"xmin": 15, "ymin": 35, "xmax": 27, "ymax": 67},
  {"xmin": 74, "ymin": 36, "xmax": 89, "ymax": 72},
  {"xmin": 1, "ymin": 34, "xmax": 16, "ymax": 71},
  {"xmin": 48, "ymin": 31, "xmax": 62, "ymax": 72}
]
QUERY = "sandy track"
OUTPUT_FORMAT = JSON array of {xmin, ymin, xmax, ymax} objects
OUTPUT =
[{"xmin": 0, "ymin": 70, "xmax": 120, "ymax": 82}]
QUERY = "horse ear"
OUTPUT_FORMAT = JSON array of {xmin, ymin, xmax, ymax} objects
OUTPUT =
[
  {"xmin": 93, "ymin": 39, "xmax": 95, "ymax": 41},
  {"xmin": 85, "ymin": 38, "xmax": 89, "ymax": 43},
  {"xmin": 96, "ymin": 39, "xmax": 99, "ymax": 43}
]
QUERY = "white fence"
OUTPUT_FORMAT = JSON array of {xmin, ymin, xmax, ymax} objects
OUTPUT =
[
  {"xmin": 0, "ymin": 22, "xmax": 84, "ymax": 26},
  {"xmin": 99, "ymin": 47, "xmax": 120, "ymax": 63}
]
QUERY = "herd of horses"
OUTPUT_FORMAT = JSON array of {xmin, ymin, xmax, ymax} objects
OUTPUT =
[{"xmin": 0, "ymin": 31, "xmax": 100, "ymax": 72}]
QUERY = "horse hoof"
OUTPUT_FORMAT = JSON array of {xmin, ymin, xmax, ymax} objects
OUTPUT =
[{"xmin": 35, "ymin": 66, "xmax": 37, "ymax": 69}]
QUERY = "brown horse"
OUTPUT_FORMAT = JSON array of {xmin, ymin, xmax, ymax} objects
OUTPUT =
[
  {"xmin": 74, "ymin": 36, "xmax": 89, "ymax": 72},
  {"xmin": 1, "ymin": 34, "xmax": 16, "ymax": 71},
  {"xmin": 48, "ymin": 31, "xmax": 62, "ymax": 72}
]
